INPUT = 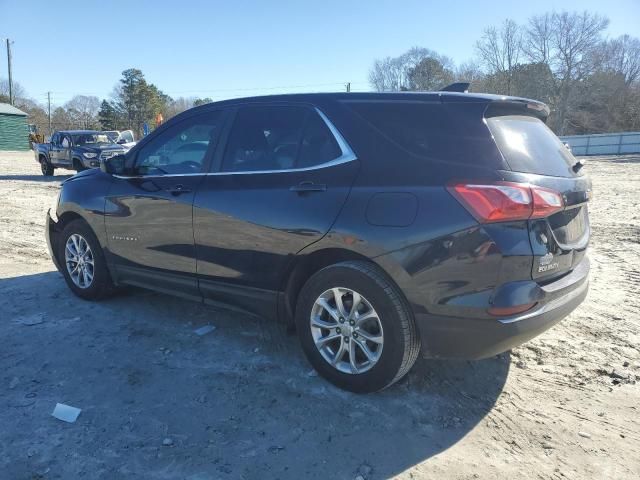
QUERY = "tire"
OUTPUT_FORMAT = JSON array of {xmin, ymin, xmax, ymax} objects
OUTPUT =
[
  {"xmin": 73, "ymin": 158, "xmax": 87, "ymax": 172},
  {"xmin": 295, "ymin": 260, "xmax": 421, "ymax": 393},
  {"xmin": 40, "ymin": 157, "xmax": 54, "ymax": 176},
  {"xmin": 57, "ymin": 219, "xmax": 115, "ymax": 300}
]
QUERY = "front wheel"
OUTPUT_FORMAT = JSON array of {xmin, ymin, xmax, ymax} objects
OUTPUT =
[
  {"xmin": 40, "ymin": 157, "xmax": 54, "ymax": 176},
  {"xmin": 58, "ymin": 219, "xmax": 115, "ymax": 300},
  {"xmin": 73, "ymin": 158, "xmax": 87, "ymax": 172},
  {"xmin": 295, "ymin": 261, "xmax": 421, "ymax": 393}
]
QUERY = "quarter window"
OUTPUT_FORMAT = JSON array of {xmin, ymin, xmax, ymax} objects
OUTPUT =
[
  {"xmin": 135, "ymin": 111, "xmax": 223, "ymax": 175},
  {"xmin": 298, "ymin": 112, "xmax": 342, "ymax": 168},
  {"xmin": 222, "ymin": 106, "xmax": 343, "ymax": 172}
]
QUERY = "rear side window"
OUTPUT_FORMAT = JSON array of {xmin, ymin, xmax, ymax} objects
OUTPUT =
[
  {"xmin": 222, "ymin": 106, "xmax": 342, "ymax": 172},
  {"xmin": 486, "ymin": 115, "xmax": 577, "ymax": 177},
  {"xmin": 344, "ymin": 101, "xmax": 502, "ymax": 168}
]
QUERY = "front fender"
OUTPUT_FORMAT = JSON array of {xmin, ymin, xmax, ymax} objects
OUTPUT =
[{"xmin": 57, "ymin": 169, "xmax": 113, "ymax": 248}]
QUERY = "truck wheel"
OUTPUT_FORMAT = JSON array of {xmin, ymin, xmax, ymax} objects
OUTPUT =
[
  {"xmin": 73, "ymin": 158, "xmax": 86, "ymax": 172},
  {"xmin": 40, "ymin": 157, "xmax": 54, "ymax": 176},
  {"xmin": 295, "ymin": 260, "xmax": 421, "ymax": 393},
  {"xmin": 58, "ymin": 219, "xmax": 115, "ymax": 300}
]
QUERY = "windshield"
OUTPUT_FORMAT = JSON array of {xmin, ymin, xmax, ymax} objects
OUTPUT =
[
  {"xmin": 103, "ymin": 131, "xmax": 119, "ymax": 142},
  {"xmin": 72, "ymin": 133, "xmax": 115, "ymax": 146}
]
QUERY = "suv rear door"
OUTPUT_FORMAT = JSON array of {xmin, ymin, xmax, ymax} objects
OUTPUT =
[{"xmin": 193, "ymin": 103, "xmax": 359, "ymax": 316}]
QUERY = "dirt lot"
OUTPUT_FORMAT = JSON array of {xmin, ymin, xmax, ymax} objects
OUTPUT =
[{"xmin": 0, "ymin": 151, "xmax": 638, "ymax": 480}]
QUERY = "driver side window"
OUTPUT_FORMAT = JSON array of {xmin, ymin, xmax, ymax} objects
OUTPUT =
[{"xmin": 135, "ymin": 111, "xmax": 223, "ymax": 175}]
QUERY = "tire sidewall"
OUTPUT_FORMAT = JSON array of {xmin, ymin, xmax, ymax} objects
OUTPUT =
[
  {"xmin": 41, "ymin": 158, "xmax": 53, "ymax": 176},
  {"xmin": 58, "ymin": 219, "xmax": 112, "ymax": 300},
  {"xmin": 295, "ymin": 263, "xmax": 410, "ymax": 393}
]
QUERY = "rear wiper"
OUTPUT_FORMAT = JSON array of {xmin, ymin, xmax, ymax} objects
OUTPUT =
[{"xmin": 572, "ymin": 159, "xmax": 585, "ymax": 173}]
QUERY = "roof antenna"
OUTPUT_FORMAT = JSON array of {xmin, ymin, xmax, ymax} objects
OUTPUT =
[{"xmin": 440, "ymin": 82, "xmax": 470, "ymax": 93}]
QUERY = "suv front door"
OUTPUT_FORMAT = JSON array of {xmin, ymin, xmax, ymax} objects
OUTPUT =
[
  {"xmin": 104, "ymin": 110, "xmax": 228, "ymax": 298},
  {"xmin": 193, "ymin": 104, "xmax": 359, "ymax": 317}
]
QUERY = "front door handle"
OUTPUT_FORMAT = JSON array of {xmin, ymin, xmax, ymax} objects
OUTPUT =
[
  {"xmin": 290, "ymin": 181, "xmax": 327, "ymax": 193},
  {"xmin": 166, "ymin": 184, "xmax": 192, "ymax": 195}
]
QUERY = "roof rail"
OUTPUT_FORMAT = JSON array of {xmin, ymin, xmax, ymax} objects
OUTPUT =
[{"xmin": 440, "ymin": 82, "xmax": 470, "ymax": 93}]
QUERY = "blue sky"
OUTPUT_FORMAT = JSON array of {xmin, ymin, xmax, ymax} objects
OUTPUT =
[{"xmin": 1, "ymin": 0, "xmax": 639, "ymax": 107}]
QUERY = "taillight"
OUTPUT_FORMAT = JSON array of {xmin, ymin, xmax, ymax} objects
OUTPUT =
[{"xmin": 447, "ymin": 182, "xmax": 564, "ymax": 223}]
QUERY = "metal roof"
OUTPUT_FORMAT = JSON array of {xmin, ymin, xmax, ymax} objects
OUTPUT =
[{"xmin": 0, "ymin": 103, "xmax": 28, "ymax": 116}]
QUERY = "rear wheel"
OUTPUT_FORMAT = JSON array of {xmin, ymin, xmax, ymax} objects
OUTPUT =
[
  {"xmin": 40, "ymin": 157, "xmax": 54, "ymax": 176},
  {"xmin": 58, "ymin": 219, "xmax": 115, "ymax": 300},
  {"xmin": 295, "ymin": 261, "xmax": 421, "ymax": 393}
]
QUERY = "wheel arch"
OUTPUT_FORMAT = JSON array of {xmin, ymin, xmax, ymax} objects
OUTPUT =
[
  {"xmin": 49, "ymin": 211, "xmax": 86, "ymax": 262},
  {"xmin": 280, "ymin": 248, "xmax": 388, "ymax": 326}
]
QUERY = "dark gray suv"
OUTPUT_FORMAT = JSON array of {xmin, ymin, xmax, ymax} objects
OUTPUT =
[{"xmin": 45, "ymin": 92, "xmax": 591, "ymax": 392}]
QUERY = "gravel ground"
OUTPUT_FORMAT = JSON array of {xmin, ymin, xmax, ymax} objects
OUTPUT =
[{"xmin": 0, "ymin": 151, "xmax": 638, "ymax": 480}]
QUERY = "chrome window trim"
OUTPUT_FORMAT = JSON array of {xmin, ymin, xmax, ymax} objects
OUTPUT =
[{"xmin": 114, "ymin": 107, "xmax": 356, "ymax": 179}]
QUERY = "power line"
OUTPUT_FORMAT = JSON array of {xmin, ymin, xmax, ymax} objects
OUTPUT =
[{"xmin": 41, "ymin": 81, "xmax": 370, "ymax": 99}]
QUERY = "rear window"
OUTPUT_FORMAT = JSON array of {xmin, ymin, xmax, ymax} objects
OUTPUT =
[
  {"xmin": 486, "ymin": 115, "xmax": 577, "ymax": 177},
  {"xmin": 344, "ymin": 101, "xmax": 504, "ymax": 169}
]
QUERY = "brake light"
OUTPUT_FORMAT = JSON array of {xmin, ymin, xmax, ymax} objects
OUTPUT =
[{"xmin": 448, "ymin": 182, "xmax": 563, "ymax": 223}]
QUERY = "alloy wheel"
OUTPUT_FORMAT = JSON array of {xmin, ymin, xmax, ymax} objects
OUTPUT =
[
  {"xmin": 64, "ymin": 233, "xmax": 95, "ymax": 289},
  {"xmin": 310, "ymin": 287, "xmax": 384, "ymax": 374}
]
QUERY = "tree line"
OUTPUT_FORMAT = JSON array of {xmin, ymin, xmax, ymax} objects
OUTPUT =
[
  {"xmin": 369, "ymin": 10, "xmax": 640, "ymax": 135},
  {"xmin": 2, "ymin": 9, "xmax": 638, "ymax": 139},
  {"xmin": 0, "ymin": 70, "xmax": 212, "ymax": 138}
]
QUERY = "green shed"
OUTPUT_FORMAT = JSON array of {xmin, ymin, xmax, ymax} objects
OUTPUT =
[{"xmin": 0, "ymin": 103, "xmax": 29, "ymax": 151}]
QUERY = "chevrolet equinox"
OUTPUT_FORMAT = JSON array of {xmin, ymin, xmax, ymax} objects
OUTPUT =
[{"xmin": 45, "ymin": 92, "xmax": 591, "ymax": 393}]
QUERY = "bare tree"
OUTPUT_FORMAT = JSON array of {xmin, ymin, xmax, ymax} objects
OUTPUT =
[
  {"xmin": 164, "ymin": 96, "xmax": 195, "ymax": 119},
  {"xmin": 525, "ymin": 11, "xmax": 609, "ymax": 133},
  {"xmin": 523, "ymin": 13, "xmax": 553, "ymax": 64},
  {"xmin": 455, "ymin": 61, "xmax": 484, "ymax": 85},
  {"xmin": 65, "ymin": 95, "xmax": 101, "ymax": 129},
  {"xmin": 369, "ymin": 56, "xmax": 406, "ymax": 92},
  {"xmin": 0, "ymin": 77, "xmax": 27, "ymax": 104},
  {"xmin": 475, "ymin": 19, "xmax": 522, "ymax": 94},
  {"xmin": 368, "ymin": 47, "xmax": 452, "ymax": 91},
  {"xmin": 600, "ymin": 35, "xmax": 640, "ymax": 86}
]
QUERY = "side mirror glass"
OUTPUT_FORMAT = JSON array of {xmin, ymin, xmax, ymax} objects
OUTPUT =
[{"xmin": 101, "ymin": 154, "xmax": 127, "ymax": 175}]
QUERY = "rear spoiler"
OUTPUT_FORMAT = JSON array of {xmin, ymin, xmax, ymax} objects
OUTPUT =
[
  {"xmin": 485, "ymin": 98, "xmax": 551, "ymax": 122},
  {"xmin": 440, "ymin": 82, "xmax": 470, "ymax": 93},
  {"xmin": 440, "ymin": 82, "xmax": 550, "ymax": 121}
]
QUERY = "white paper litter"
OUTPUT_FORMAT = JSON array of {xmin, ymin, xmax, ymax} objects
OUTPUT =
[
  {"xmin": 14, "ymin": 313, "xmax": 45, "ymax": 326},
  {"xmin": 194, "ymin": 325, "xmax": 216, "ymax": 336},
  {"xmin": 51, "ymin": 403, "xmax": 82, "ymax": 423}
]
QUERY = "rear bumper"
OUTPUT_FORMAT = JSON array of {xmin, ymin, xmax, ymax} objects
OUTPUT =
[{"xmin": 416, "ymin": 260, "xmax": 589, "ymax": 359}]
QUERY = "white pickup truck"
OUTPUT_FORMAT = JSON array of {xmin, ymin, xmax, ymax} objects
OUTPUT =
[{"xmin": 103, "ymin": 130, "xmax": 136, "ymax": 151}]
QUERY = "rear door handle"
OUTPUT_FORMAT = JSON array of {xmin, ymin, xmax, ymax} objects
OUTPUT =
[
  {"xmin": 290, "ymin": 181, "xmax": 327, "ymax": 193},
  {"xmin": 166, "ymin": 184, "xmax": 192, "ymax": 195}
]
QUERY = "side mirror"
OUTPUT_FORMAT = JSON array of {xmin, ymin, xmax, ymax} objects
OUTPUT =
[
  {"xmin": 117, "ymin": 138, "xmax": 127, "ymax": 145},
  {"xmin": 100, "ymin": 154, "xmax": 127, "ymax": 175}
]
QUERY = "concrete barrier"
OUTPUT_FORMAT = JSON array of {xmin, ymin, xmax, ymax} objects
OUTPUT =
[{"xmin": 560, "ymin": 132, "xmax": 640, "ymax": 156}]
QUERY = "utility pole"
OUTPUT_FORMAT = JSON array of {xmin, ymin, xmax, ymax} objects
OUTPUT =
[
  {"xmin": 47, "ymin": 92, "xmax": 52, "ymax": 135},
  {"xmin": 6, "ymin": 38, "xmax": 13, "ymax": 105},
  {"xmin": 345, "ymin": 82, "xmax": 351, "ymax": 93}
]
